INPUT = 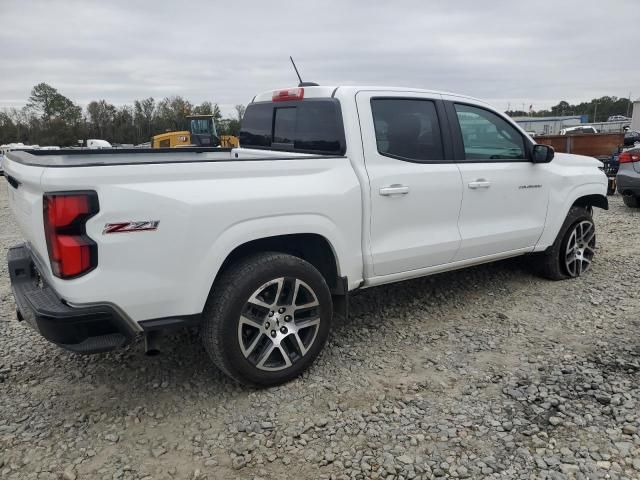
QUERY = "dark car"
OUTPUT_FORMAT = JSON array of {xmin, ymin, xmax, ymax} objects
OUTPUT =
[
  {"xmin": 624, "ymin": 130, "xmax": 640, "ymax": 147},
  {"xmin": 617, "ymin": 147, "xmax": 640, "ymax": 207}
]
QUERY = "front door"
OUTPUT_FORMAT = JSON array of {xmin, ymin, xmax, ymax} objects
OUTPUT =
[
  {"xmin": 356, "ymin": 91, "xmax": 463, "ymax": 277},
  {"xmin": 447, "ymin": 102, "xmax": 550, "ymax": 261}
]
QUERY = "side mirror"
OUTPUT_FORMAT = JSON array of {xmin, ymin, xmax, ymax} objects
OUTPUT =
[{"xmin": 532, "ymin": 144, "xmax": 554, "ymax": 163}]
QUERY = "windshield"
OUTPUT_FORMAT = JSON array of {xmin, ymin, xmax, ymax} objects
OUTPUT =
[{"xmin": 190, "ymin": 118, "xmax": 216, "ymax": 136}]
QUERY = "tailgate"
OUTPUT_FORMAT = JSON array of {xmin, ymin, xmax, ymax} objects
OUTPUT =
[{"xmin": 3, "ymin": 154, "xmax": 50, "ymax": 274}]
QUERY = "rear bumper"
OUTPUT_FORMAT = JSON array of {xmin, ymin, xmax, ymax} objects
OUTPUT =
[
  {"xmin": 617, "ymin": 167, "xmax": 640, "ymax": 196},
  {"xmin": 8, "ymin": 243, "xmax": 137, "ymax": 353}
]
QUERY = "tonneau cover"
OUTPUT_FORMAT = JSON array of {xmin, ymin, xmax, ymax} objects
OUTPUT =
[
  {"xmin": 6, "ymin": 147, "xmax": 234, "ymax": 168},
  {"xmin": 5, "ymin": 148, "xmax": 335, "ymax": 168}
]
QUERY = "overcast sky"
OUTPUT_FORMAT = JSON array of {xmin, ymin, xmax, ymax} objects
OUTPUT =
[{"xmin": 0, "ymin": 0, "xmax": 637, "ymax": 116}]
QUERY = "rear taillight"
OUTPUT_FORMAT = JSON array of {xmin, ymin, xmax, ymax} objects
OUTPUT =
[
  {"xmin": 619, "ymin": 151, "xmax": 640, "ymax": 163},
  {"xmin": 43, "ymin": 192, "xmax": 99, "ymax": 279},
  {"xmin": 272, "ymin": 87, "xmax": 304, "ymax": 102}
]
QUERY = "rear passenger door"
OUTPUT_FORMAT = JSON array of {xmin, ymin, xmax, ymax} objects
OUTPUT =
[
  {"xmin": 445, "ymin": 101, "xmax": 550, "ymax": 261},
  {"xmin": 356, "ymin": 91, "xmax": 463, "ymax": 276}
]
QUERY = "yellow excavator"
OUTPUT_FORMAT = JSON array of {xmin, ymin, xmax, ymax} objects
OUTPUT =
[{"xmin": 151, "ymin": 115, "xmax": 239, "ymax": 148}]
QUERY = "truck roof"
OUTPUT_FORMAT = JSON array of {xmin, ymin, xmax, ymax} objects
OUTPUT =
[{"xmin": 252, "ymin": 85, "xmax": 487, "ymax": 105}]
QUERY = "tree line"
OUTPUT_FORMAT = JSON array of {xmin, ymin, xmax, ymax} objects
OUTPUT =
[
  {"xmin": 506, "ymin": 96, "xmax": 633, "ymax": 122},
  {"xmin": 0, "ymin": 83, "xmax": 246, "ymax": 147},
  {"xmin": 2, "ymin": 84, "xmax": 633, "ymax": 146}
]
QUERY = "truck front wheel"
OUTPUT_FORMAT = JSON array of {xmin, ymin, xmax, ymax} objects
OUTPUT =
[
  {"xmin": 201, "ymin": 252, "xmax": 332, "ymax": 387},
  {"xmin": 538, "ymin": 206, "xmax": 596, "ymax": 280}
]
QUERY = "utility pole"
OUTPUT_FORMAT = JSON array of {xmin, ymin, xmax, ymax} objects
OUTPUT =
[
  {"xmin": 627, "ymin": 92, "xmax": 632, "ymax": 117},
  {"xmin": 593, "ymin": 101, "xmax": 598, "ymax": 123}
]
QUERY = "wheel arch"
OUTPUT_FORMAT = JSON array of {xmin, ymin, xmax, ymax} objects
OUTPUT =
[
  {"xmin": 534, "ymin": 184, "xmax": 607, "ymax": 252},
  {"xmin": 572, "ymin": 193, "xmax": 608, "ymax": 211},
  {"xmin": 216, "ymin": 233, "xmax": 343, "ymax": 293}
]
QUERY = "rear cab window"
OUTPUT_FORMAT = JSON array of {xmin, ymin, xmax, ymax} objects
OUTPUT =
[
  {"xmin": 239, "ymin": 99, "xmax": 346, "ymax": 155},
  {"xmin": 370, "ymin": 98, "xmax": 444, "ymax": 162}
]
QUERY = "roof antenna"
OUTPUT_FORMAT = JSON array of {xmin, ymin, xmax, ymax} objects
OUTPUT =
[{"xmin": 290, "ymin": 56, "xmax": 319, "ymax": 87}]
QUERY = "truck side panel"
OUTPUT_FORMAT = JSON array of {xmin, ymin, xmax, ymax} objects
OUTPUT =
[{"xmin": 37, "ymin": 158, "xmax": 363, "ymax": 322}]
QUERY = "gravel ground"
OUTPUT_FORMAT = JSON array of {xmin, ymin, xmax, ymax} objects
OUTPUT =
[{"xmin": 1, "ymin": 180, "xmax": 639, "ymax": 480}]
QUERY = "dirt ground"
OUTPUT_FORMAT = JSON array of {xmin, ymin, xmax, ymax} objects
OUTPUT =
[{"xmin": 1, "ymin": 180, "xmax": 639, "ymax": 480}]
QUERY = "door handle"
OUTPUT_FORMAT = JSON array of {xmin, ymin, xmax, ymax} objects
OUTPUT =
[
  {"xmin": 379, "ymin": 184, "xmax": 410, "ymax": 196},
  {"xmin": 468, "ymin": 179, "xmax": 491, "ymax": 189}
]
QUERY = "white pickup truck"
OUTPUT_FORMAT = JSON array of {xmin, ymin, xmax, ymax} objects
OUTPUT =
[{"xmin": 3, "ymin": 85, "xmax": 608, "ymax": 386}]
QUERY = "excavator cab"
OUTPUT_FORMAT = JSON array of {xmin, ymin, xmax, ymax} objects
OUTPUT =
[
  {"xmin": 151, "ymin": 114, "xmax": 238, "ymax": 148},
  {"xmin": 187, "ymin": 115, "xmax": 219, "ymax": 147}
]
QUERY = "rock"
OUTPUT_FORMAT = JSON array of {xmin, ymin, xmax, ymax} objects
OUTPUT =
[
  {"xmin": 560, "ymin": 464, "xmax": 579, "ymax": 474},
  {"xmin": 62, "ymin": 468, "xmax": 76, "ymax": 480},
  {"xmin": 549, "ymin": 416, "xmax": 563, "ymax": 426},
  {"xmin": 151, "ymin": 447, "xmax": 167, "ymax": 458},
  {"xmin": 232, "ymin": 456, "xmax": 247, "ymax": 470},
  {"xmin": 396, "ymin": 455, "xmax": 413, "ymax": 465},
  {"xmin": 594, "ymin": 393, "xmax": 611, "ymax": 405},
  {"xmin": 315, "ymin": 418, "xmax": 329, "ymax": 428}
]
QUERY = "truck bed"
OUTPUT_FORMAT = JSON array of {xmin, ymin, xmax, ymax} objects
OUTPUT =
[
  {"xmin": 5, "ymin": 147, "xmax": 340, "ymax": 168},
  {"xmin": 2, "ymin": 146, "xmax": 362, "ymax": 323}
]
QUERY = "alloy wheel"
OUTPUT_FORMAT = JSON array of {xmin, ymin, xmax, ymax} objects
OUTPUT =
[
  {"xmin": 237, "ymin": 277, "xmax": 321, "ymax": 371},
  {"xmin": 564, "ymin": 220, "xmax": 596, "ymax": 277}
]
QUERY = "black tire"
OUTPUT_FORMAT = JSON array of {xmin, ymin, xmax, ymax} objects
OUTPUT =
[
  {"xmin": 537, "ymin": 206, "xmax": 596, "ymax": 280},
  {"xmin": 201, "ymin": 252, "xmax": 332, "ymax": 387},
  {"xmin": 606, "ymin": 179, "xmax": 616, "ymax": 196},
  {"xmin": 622, "ymin": 193, "xmax": 640, "ymax": 208}
]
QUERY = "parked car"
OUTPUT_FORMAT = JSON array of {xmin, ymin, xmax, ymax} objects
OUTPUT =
[
  {"xmin": 617, "ymin": 147, "xmax": 640, "ymax": 207},
  {"xmin": 4, "ymin": 85, "xmax": 608, "ymax": 386},
  {"xmin": 86, "ymin": 139, "xmax": 112, "ymax": 149},
  {"xmin": 623, "ymin": 130, "xmax": 640, "ymax": 147},
  {"xmin": 559, "ymin": 126, "xmax": 598, "ymax": 135},
  {"xmin": 607, "ymin": 115, "xmax": 630, "ymax": 122}
]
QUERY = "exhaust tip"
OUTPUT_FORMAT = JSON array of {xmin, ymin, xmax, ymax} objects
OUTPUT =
[{"xmin": 144, "ymin": 332, "xmax": 161, "ymax": 356}]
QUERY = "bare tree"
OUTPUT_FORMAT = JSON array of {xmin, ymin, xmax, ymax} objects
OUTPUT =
[{"xmin": 234, "ymin": 104, "xmax": 246, "ymax": 122}]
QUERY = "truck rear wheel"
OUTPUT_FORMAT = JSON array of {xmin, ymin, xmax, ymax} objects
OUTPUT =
[
  {"xmin": 201, "ymin": 252, "xmax": 332, "ymax": 387},
  {"xmin": 537, "ymin": 206, "xmax": 596, "ymax": 280}
]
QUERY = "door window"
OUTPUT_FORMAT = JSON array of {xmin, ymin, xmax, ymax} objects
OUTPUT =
[
  {"xmin": 370, "ymin": 98, "xmax": 444, "ymax": 162},
  {"xmin": 454, "ymin": 104, "xmax": 525, "ymax": 160}
]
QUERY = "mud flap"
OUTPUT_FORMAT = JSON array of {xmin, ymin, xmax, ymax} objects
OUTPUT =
[{"xmin": 331, "ymin": 276, "xmax": 349, "ymax": 322}]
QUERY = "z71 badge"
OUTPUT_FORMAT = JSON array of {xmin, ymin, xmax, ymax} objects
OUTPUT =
[{"xmin": 103, "ymin": 221, "xmax": 160, "ymax": 234}]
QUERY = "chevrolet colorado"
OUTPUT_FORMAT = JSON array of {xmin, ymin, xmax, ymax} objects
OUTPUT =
[{"xmin": 3, "ymin": 86, "xmax": 608, "ymax": 386}]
